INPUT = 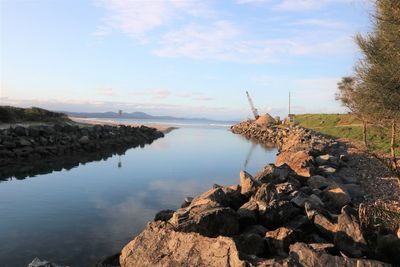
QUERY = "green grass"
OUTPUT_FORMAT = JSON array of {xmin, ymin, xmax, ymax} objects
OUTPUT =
[
  {"xmin": 295, "ymin": 113, "xmax": 400, "ymax": 154},
  {"xmin": 0, "ymin": 106, "xmax": 70, "ymax": 123}
]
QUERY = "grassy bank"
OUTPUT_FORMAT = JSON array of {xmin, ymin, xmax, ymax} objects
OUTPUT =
[
  {"xmin": 295, "ymin": 113, "xmax": 400, "ymax": 155},
  {"xmin": 0, "ymin": 106, "xmax": 70, "ymax": 123}
]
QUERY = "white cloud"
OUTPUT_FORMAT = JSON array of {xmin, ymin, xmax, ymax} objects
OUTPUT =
[
  {"xmin": 273, "ymin": 0, "xmax": 329, "ymax": 11},
  {"xmin": 152, "ymin": 21, "xmax": 354, "ymax": 63},
  {"xmin": 290, "ymin": 19, "xmax": 346, "ymax": 28},
  {"xmin": 94, "ymin": 0, "xmax": 214, "ymax": 41},
  {"xmin": 96, "ymin": 87, "xmax": 115, "ymax": 96}
]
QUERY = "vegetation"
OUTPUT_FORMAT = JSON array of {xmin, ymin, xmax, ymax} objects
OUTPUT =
[
  {"xmin": 0, "ymin": 106, "xmax": 70, "ymax": 123},
  {"xmin": 295, "ymin": 113, "xmax": 400, "ymax": 155},
  {"xmin": 336, "ymin": 0, "xmax": 400, "ymax": 167}
]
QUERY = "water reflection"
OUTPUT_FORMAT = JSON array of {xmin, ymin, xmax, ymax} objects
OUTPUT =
[{"xmin": 0, "ymin": 127, "xmax": 277, "ymax": 266}]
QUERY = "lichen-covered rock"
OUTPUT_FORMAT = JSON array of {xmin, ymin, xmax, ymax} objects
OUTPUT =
[{"xmin": 120, "ymin": 221, "xmax": 245, "ymax": 267}]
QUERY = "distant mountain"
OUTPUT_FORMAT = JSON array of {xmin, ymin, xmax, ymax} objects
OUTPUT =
[{"xmin": 64, "ymin": 111, "xmax": 228, "ymax": 122}]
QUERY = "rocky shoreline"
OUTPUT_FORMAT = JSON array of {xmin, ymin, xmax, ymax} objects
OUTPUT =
[
  {"xmin": 0, "ymin": 123, "xmax": 164, "ymax": 174},
  {"xmin": 114, "ymin": 120, "xmax": 399, "ymax": 267}
]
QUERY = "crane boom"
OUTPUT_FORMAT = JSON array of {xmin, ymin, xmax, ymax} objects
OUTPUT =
[{"xmin": 246, "ymin": 91, "xmax": 259, "ymax": 119}]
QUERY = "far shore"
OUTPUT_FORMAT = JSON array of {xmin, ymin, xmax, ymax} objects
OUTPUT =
[{"xmin": 69, "ymin": 117, "xmax": 177, "ymax": 134}]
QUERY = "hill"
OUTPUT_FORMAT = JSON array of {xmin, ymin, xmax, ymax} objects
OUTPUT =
[
  {"xmin": 0, "ymin": 106, "xmax": 71, "ymax": 123},
  {"xmin": 295, "ymin": 113, "xmax": 399, "ymax": 154}
]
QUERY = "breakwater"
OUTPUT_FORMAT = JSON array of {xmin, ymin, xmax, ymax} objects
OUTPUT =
[
  {"xmin": 114, "ymin": 121, "xmax": 399, "ymax": 266},
  {"xmin": 0, "ymin": 123, "xmax": 164, "ymax": 171}
]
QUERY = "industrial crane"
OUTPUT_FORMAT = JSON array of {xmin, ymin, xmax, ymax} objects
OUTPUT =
[{"xmin": 246, "ymin": 91, "xmax": 260, "ymax": 120}]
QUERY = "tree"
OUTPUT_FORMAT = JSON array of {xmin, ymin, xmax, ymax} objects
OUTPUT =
[
  {"xmin": 336, "ymin": 76, "xmax": 369, "ymax": 147},
  {"xmin": 355, "ymin": 0, "xmax": 400, "ymax": 166}
]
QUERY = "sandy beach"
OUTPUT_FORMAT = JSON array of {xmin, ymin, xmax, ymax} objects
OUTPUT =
[{"xmin": 69, "ymin": 117, "xmax": 177, "ymax": 134}]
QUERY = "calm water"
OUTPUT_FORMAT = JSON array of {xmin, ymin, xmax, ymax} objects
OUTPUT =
[{"xmin": 0, "ymin": 127, "xmax": 277, "ymax": 267}]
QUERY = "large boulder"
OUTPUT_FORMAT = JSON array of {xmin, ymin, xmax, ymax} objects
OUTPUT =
[
  {"xmin": 266, "ymin": 227, "xmax": 303, "ymax": 256},
  {"xmin": 307, "ymin": 175, "xmax": 335, "ymax": 190},
  {"xmin": 322, "ymin": 185, "xmax": 351, "ymax": 210},
  {"xmin": 120, "ymin": 221, "xmax": 245, "ymax": 267},
  {"xmin": 276, "ymin": 150, "xmax": 314, "ymax": 177},
  {"xmin": 169, "ymin": 206, "xmax": 239, "ymax": 237},
  {"xmin": 305, "ymin": 202, "xmax": 337, "ymax": 241},
  {"xmin": 239, "ymin": 171, "xmax": 260, "ymax": 196},
  {"xmin": 334, "ymin": 205, "xmax": 368, "ymax": 258}
]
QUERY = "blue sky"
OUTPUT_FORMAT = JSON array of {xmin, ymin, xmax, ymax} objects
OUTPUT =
[{"xmin": 0, "ymin": 0, "xmax": 373, "ymax": 120}]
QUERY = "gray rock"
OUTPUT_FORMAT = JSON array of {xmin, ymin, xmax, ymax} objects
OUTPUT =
[
  {"xmin": 290, "ymin": 191, "xmax": 309, "ymax": 208},
  {"xmin": 78, "ymin": 135, "xmax": 90, "ymax": 144},
  {"xmin": 266, "ymin": 227, "xmax": 303, "ymax": 256},
  {"xmin": 27, "ymin": 257, "xmax": 66, "ymax": 267},
  {"xmin": 322, "ymin": 184, "xmax": 351, "ymax": 210},
  {"xmin": 234, "ymin": 232, "xmax": 267, "ymax": 257},
  {"xmin": 307, "ymin": 175, "xmax": 335, "ymax": 189},
  {"xmin": 154, "ymin": 209, "xmax": 175, "ymax": 222}
]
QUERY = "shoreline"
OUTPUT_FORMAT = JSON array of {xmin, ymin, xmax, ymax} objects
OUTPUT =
[
  {"xmin": 114, "ymin": 120, "xmax": 399, "ymax": 267},
  {"xmin": 69, "ymin": 117, "xmax": 178, "ymax": 134}
]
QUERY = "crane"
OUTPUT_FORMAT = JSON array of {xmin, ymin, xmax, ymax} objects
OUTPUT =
[{"xmin": 246, "ymin": 91, "xmax": 259, "ymax": 120}]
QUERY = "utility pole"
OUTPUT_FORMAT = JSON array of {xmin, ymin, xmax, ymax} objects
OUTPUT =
[{"xmin": 288, "ymin": 91, "xmax": 291, "ymax": 116}]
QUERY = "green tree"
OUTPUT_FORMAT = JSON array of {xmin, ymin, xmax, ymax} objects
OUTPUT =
[
  {"xmin": 355, "ymin": 0, "xmax": 400, "ymax": 165},
  {"xmin": 336, "ymin": 76, "xmax": 369, "ymax": 147}
]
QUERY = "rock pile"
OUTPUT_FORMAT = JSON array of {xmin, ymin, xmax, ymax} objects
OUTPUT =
[
  {"xmin": 118, "ymin": 121, "xmax": 399, "ymax": 266},
  {"xmin": 0, "ymin": 123, "xmax": 164, "ymax": 167}
]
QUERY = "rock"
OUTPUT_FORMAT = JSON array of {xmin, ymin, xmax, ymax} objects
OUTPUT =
[
  {"xmin": 120, "ymin": 221, "xmax": 245, "ymax": 267},
  {"xmin": 17, "ymin": 138, "xmax": 32, "ymax": 147},
  {"xmin": 315, "ymin": 154, "xmax": 331, "ymax": 165},
  {"xmin": 322, "ymin": 185, "xmax": 351, "ymax": 210},
  {"xmin": 309, "ymin": 243, "xmax": 337, "ymax": 254},
  {"xmin": 334, "ymin": 205, "xmax": 368, "ymax": 258},
  {"xmin": 78, "ymin": 135, "xmax": 90, "ymax": 144},
  {"xmin": 240, "ymin": 171, "xmax": 259, "ymax": 196},
  {"xmin": 93, "ymin": 253, "xmax": 121, "ymax": 267},
  {"xmin": 276, "ymin": 150, "xmax": 314, "ymax": 177},
  {"xmin": 154, "ymin": 210, "xmax": 174, "ymax": 222},
  {"xmin": 254, "ymin": 164, "xmax": 291, "ymax": 184},
  {"xmin": 14, "ymin": 126, "xmax": 27, "ymax": 136},
  {"xmin": 277, "ymin": 200, "xmax": 301, "ymax": 223},
  {"xmin": 290, "ymin": 191, "xmax": 309, "ymax": 208},
  {"xmin": 305, "ymin": 202, "xmax": 337, "ymax": 240},
  {"xmin": 234, "ymin": 232, "xmax": 267, "ymax": 257},
  {"xmin": 289, "ymin": 242, "xmax": 390, "ymax": 267},
  {"xmin": 190, "ymin": 187, "xmax": 230, "ymax": 208},
  {"xmin": 242, "ymin": 224, "xmax": 268, "ymax": 236},
  {"xmin": 222, "ymin": 185, "xmax": 246, "ymax": 210},
  {"xmin": 266, "ymin": 227, "xmax": 302, "ymax": 256},
  {"xmin": 376, "ymin": 233, "xmax": 400, "ymax": 265},
  {"xmin": 27, "ymin": 257, "xmax": 66, "ymax": 267},
  {"xmin": 237, "ymin": 200, "xmax": 258, "ymax": 227},
  {"xmin": 180, "ymin": 197, "xmax": 193, "ymax": 208},
  {"xmin": 318, "ymin": 165, "xmax": 337, "ymax": 174},
  {"xmin": 169, "ymin": 206, "xmax": 239, "ymax": 237},
  {"xmin": 307, "ymin": 175, "xmax": 335, "ymax": 190},
  {"xmin": 339, "ymin": 184, "xmax": 363, "ymax": 201}
]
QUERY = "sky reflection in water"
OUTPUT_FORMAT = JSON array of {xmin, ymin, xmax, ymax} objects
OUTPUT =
[{"xmin": 0, "ymin": 127, "xmax": 277, "ymax": 266}]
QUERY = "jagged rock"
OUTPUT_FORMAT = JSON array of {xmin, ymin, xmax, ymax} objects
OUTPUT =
[
  {"xmin": 190, "ymin": 187, "xmax": 230, "ymax": 208},
  {"xmin": 78, "ymin": 135, "xmax": 90, "ymax": 144},
  {"xmin": 254, "ymin": 164, "xmax": 292, "ymax": 184},
  {"xmin": 305, "ymin": 202, "xmax": 337, "ymax": 240},
  {"xmin": 276, "ymin": 150, "xmax": 314, "ymax": 177},
  {"xmin": 240, "ymin": 171, "xmax": 260, "ymax": 196},
  {"xmin": 334, "ymin": 205, "xmax": 368, "ymax": 258},
  {"xmin": 318, "ymin": 165, "xmax": 337, "ymax": 175},
  {"xmin": 307, "ymin": 175, "xmax": 335, "ymax": 190},
  {"xmin": 154, "ymin": 209, "xmax": 174, "ymax": 222},
  {"xmin": 120, "ymin": 221, "xmax": 245, "ymax": 267},
  {"xmin": 234, "ymin": 232, "xmax": 267, "ymax": 257},
  {"xmin": 277, "ymin": 200, "xmax": 301, "ymax": 223},
  {"xmin": 266, "ymin": 227, "xmax": 303, "ymax": 256},
  {"xmin": 237, "ymin": 199, "xmax": 258, "ymax": 227},
  {"xmin": 169, "ymin": 205, "xmax": 239, "ymax": 237},
  {"xmin": 309, "ymin": 243, "xmax": 337, "ymax": 254},
  {"xmin": 289, "ymin": 242, "xmax": 390, "ymax": 267},
  {"xmin": 180, "ymin": 196, "xmax": 193, "ymax": 208},
  {"xmin": 322, "ymin": 185, "xmax": 351, "ymax": 210},
  {"xmin": 222, "ymin": 185, "xmax": 246, "ymax": 210},
  {"xmin": 27, "ymin": 257, "xmax": 66, "ymax": 267},
  {"xmin": 290, "ymin": 191, "xmax": 309, "ymax": 208},
  {"xmin": 242, "ymin": 224, "xmax": 268, "ymax": 236}
]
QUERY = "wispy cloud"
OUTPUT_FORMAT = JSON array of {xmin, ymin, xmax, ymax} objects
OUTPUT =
[
  {"xmin": 289, "ymin": 19, "xmax": 346, "ymax": 28},
  {"xmin": 96, "ymin": 87, "xmax": 115, "ymax": 96},
  {"xmin": 94, "ymin": 0, "xmax": 214, "ymax": 41}
]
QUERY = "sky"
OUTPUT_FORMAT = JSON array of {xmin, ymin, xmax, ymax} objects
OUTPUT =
[{"xmin": 0, "ymin": 0, "xmax": 373, "ymax": 120}]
